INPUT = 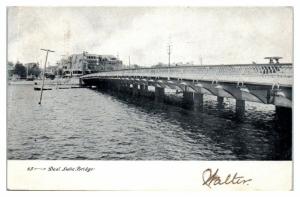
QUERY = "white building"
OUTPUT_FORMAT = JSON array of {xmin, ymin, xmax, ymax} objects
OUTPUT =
[{"xmin": 60, "ymin": 52, "xmax": 123, "ymax": 77}]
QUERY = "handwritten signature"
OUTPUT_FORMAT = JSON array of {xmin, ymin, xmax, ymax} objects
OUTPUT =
[{"xmin": 202, "ymin": 168, "xmax": 252, "ymax": 188}]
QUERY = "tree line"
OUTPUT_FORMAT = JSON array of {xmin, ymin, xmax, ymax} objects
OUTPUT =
[{"xmin": 8, "ymin": 61, "xmax": 41, "ymax": 79}]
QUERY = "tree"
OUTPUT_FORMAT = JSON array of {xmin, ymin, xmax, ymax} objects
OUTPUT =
[
  {"xmin": 7, "ymin": 61, "xmax": 14, "ymax": 77},
  {"xmin": 28, "ymin": 64, "xmax": 41, "ymax": 77},
  {"xmin": 13, "ymin": 62, "xmax": 26, "ymax": 78},
  {"xmin": 8, "ymin": 61, "xmax": 14, "ymax": 67},
  {"xmin": 57, "ymin": 68, "xmax": 63, "ymax": 76},
  {"xmin": 133, "ymin": 64, "xmax": 140, "ymax": 69},
  {"xmin": 151, "ymin": 62, "xmax": 169, "ymax": 68}
]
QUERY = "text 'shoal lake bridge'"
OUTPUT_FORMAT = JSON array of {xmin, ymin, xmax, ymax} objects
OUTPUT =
[{"xmin": 80, "ymin": 61, "xmax": 293, "ymax": 116}]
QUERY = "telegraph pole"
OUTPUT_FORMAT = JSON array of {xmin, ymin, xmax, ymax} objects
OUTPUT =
[
  {"xmin": 39, "ymin": 48, "xmax": 55, "ymax": 105},
  {"xmin": 167, "ymin": 35, "xmax": 172, "ymax": 67},
  {"xmin": 128, "ymin": 56, "xmax": 131, "ymax": 68},
  {"xmin": 26, "ymin": 64, "xmax": 29, "ymax": 78},
  {"xmin": 168, "ymin": 44, "xmax": 171, "ymax": 67}
]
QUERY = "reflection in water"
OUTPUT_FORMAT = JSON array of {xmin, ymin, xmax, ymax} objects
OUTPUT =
[{"xmin": 7, "ymin": 85, "xmax": 291, "ymax": 160}]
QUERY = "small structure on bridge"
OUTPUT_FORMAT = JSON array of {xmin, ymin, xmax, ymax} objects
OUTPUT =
[{"xmin": 264, "ymin": 56, "xmax": 282, "ymax": 64}]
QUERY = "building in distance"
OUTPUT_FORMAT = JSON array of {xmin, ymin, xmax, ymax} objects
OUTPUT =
[{"xmin": 58, "ymin": 52, "xmax": 123, "ymax": 77}]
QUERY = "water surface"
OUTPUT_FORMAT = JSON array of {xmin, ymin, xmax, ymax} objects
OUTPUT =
[{"xmin": 7, "ymin": 84, "xmax": 291, "ymax": 160}]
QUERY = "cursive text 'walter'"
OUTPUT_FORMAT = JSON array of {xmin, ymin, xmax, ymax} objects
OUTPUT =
[{"xmin": 202, "ymin": 168, "xmax": 252, "ymax": 188}]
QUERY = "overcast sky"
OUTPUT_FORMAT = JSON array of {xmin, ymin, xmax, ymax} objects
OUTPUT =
[{"xmin": 7, "ymin": 7, "xmax": 292, "ymax": 66}]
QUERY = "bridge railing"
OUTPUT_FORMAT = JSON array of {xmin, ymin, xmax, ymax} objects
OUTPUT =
[{"xmin": 82, "ymin": 63, "xmax": 293, "ymax": 86}]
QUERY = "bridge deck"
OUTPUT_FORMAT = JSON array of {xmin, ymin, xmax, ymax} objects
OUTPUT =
[{"xmin": 81, "ymin": 63, "xmax": 293, "ymax": 87}]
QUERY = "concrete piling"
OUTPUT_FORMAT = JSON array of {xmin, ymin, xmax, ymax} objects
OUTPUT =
[
  {"xmin": 236, "ymin": 99, "xmax": 245, "ymax": 116},
  {"xmin": 217, "ymin": 96, "xmax": 224, "ymax": 108},
  {"xmin": 194, "ymin": 93, "xmax": 204, "ymax": 107},
  {"xmin": 155, "ymin": 87, "xmax": 165, "ymax": 102},
  {"xmin": 183, "ymin": 91, "xmax": 194, "ymax": 107}
]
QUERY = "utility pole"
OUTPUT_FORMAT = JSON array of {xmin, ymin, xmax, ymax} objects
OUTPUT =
[
  {"xmin": 26, "ymin": 64, "xmax": 29, "ymax": 78},
  {"xmin": 39, "ymin": 48, "xmax": 55, "ymax": 105},
  {"xmin": 128, "ymin": 56, "xmax": 131, "ymax": 68},
  {"xmin": 168, "ymin": 44, "xmax": 171, "ymax": 67},
  {"xmin": 167, "ymin": 35, "xmax": 172, "ymax": 67}
]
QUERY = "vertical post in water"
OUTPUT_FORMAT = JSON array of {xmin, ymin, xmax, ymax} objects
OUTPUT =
[
  {"xmin": 39, "ymin": 48, "xmax": 55, "ymax": 105},
  {"xmin": 217, "ymin": 96, "xmax": 224, "ymax": 108}
]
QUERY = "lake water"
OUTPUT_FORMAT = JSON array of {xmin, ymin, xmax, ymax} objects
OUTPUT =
[{"xmin": 7, "ymin": 84, "xmax": 292, "ymax": 160}]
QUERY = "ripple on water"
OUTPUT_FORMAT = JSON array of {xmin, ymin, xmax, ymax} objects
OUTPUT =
[{"xmin": 68, "ymin": 135, "xmax": 80, "ymax": 139}]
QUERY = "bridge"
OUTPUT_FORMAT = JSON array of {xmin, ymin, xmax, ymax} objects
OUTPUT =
[{"xmin": 80, "ymin": 63, "xmax": 293, "ymax": 115}]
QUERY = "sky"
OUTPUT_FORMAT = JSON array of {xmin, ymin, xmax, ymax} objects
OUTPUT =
[{"xmin": 7, "ymin": 7, "xmax": 293, "ymax": 67}]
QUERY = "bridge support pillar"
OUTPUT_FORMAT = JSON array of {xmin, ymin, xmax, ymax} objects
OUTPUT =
[
  {"xmin": 236, "ymin": 100, "xmax": 245, "ymax": 115},
  {"xmin": 217, "ymin": 97, "xmax": 224, "ymax": 108},
  {"xmin": 127, "ymin": 83, "xmax": 131, "ymax": 91},
  {"xmin": 144, "ymin": 85, "xmax": 148, "ymax": 91},
  {"xmin": 194, "ymin": 93, "xmax": 204, "ymax": 107},
  {"xmin": 140, "ymin": 84, "xmax": 148, "ymax": 96},
  {"xmin": 275, "ymin": 106, "xmax": 292, "ymax": 159},
  {"xmin": 123, "ymin": 83, "xmax": 130, "ymax": 93},
  {"xmin": 183, "ymin": 91, "xmax": 194, "ymax": 107},
  {"xmin": 275, "ymin": 106, "xmax": 292, "ymax": 125},
  {"xmin": 116, "ymin": 81, "xmax": 121, "ymax": 92},
  {"xmin": 132, "ymin": 84, "xmax": 139, "ymax": 96},
  {"xmin": 97, "ymin": 80, "xmax": 106, "ymax": 90},
  {"xmin": 155, "ymin": 87, "xmax": 165, "ymax": 102}
]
